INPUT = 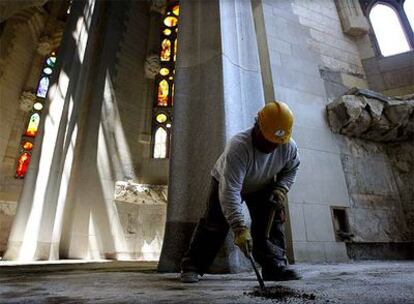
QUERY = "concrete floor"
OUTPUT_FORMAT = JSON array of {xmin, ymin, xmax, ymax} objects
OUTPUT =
[{"xmin": 0, "ymin": 261, "xmax": 413, "ymax": 304}]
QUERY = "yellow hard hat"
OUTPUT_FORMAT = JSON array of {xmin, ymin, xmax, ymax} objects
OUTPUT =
[{"xmin": 257, "ymin": 101, "xmax": 294, "ymax": 144}]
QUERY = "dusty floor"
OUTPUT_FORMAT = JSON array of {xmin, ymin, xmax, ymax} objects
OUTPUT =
[{"xmin": 0, "ymin": 261, "xmax": 413, "ymax": 304}]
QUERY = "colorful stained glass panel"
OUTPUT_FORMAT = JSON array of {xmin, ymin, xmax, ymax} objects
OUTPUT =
[
  {"xmin": 157, "ymin": 80, "xmax": 169, "ymax": 106},
  {"xmin": 164, "ymin": 16, "xmax": 178, "ymax": 27},
  {"xmin": 25, "ymin": 113, "xmax": 40, "ymax": 137},
  {"xmin": 15, "ymin": 152, "xmax": 31, "ymax": 178},
  {"xmin": 160, "ymin": 39, "xmax": 171, "ymax": 61},
  {"xmin": 36, "ymin": 76, "xmax": 49, "ymax": 98},
  {"xmin": 156, "ymin": 113, "xmax": 168, "ymax": 123},
  {"xmin": 23, "ymin": 141, "xmax": 34, "ymax": 150}
]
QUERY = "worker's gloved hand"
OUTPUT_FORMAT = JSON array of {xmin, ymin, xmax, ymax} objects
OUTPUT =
[
  {"xmin": 271, "ymin": 187, "xmax": 288, "ymax": 223},
  {"xmin": 272, "ymin": 187, "xmax": 287, "ymax": 203},
  {"xmin": 234, "ymin": 227, "xmax": 253, "ymax": 257}
]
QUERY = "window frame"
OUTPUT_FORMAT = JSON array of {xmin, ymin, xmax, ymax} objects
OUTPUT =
[{"xmin": 361, "ymin": 0, "xmax": 414, "ymax": 55}]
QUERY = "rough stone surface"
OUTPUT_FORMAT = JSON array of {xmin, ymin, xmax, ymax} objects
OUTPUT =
[
  {"xmin": 327, "ymin": 88, "xmax": 414, "ymax": 142},
  {"xmin": 114, "ymin": 181, "xmax": 167, "ymax": 205},
  {"xmin": 0, "ymin": 261, "xmax": 413, "ymax": 303}
]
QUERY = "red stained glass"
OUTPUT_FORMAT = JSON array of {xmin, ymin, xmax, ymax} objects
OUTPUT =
[
  {"xmin": 15, "ymin": 152, "xmax": 31, "ymax": 178},
  {"xmin": 157, "ymin": 80, "xmax": 169, "ymax": 106},
  {"xmin": 160, "ymin": 39, "xmax": 171, "ymax": 61},
  {"xmin": 23, "ymin": 141, "xmax": 34, "ymax": 150},
  {"xmin": 25, "ymin": 113, "xmax": 40, "ymax": 137}
]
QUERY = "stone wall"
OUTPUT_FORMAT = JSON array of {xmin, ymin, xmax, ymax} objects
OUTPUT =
[
  {"xmin": 114, "ymin": 182, "xmax": 167, "ymax": 260},
  {"xmin": 0, "ymin": 8, "xmax": 47, "ymax": 255},
  {"xmin": 363, "ymin": 52, "xmax": 414, "ymax": 97},
  {"xmin": 326, "ymin": 89, "xmax": 413, "ymax": 257},
  {"xmin": 113, "ymin": 0, "xmax": 169, "ymax": 185},
  {"xmin": 262, "ymin": 0, "xmax": 359, "ymax": 262}
]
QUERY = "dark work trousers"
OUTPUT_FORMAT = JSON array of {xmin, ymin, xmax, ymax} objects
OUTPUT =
[{"xmin": 181, "ymin": 177, "xmax": 287, "ymax": 274}]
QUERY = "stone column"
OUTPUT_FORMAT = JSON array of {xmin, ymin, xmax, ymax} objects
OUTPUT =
[
  {"xmin": 4, "ymin": 0, "xmax": 104, "ymax": 261},
  {"xmin": 158, "ymin": 0, "xmax": 265, "ymax": 272}
]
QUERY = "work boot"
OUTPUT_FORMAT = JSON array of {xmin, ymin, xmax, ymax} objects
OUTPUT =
[
  {"xmin": 262, "ymin": 266, "xmax": 301, "ymax": 281},
  {"xmin": 180, "ymin": 271, "xmax": 200, "ymax": 283}
]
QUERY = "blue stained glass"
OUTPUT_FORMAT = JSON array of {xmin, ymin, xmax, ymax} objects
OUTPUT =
[
  {"xmin": 47, "ymin": 57, "xmax": 56, "ymax": 66},
  {"xmin": 36, "ymin": 76, "xmax": 49, "ymax": 98}
]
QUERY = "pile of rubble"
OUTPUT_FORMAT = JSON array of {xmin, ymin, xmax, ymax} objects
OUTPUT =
[{"xmin": 327, "ymin": 88, "xmax": 414, "ymax": 142}]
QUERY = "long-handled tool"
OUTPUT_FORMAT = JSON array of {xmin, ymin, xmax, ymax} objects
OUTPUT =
[{"xmin": 246, "ymin": 247, "xmax": 265, "ymax": 290}]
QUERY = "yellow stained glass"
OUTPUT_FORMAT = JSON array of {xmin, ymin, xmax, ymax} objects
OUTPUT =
[
  {"xmin": 160, "ymin": 68, "xmax": 169, "ymax": 76},
  {"xmin": 174, "ymin": 39, "xmax": 177, "ymax": 61},
  {"xmin": 25, "ymin": 113, "xmax": 40, "ymax": 137},
  {"xmin": 163, "ymin": 29, "xmax": 171, "ymax": 36},
  {"xmin": 160, "ymin": 39, "xmax": 171, "ymax": 61},
  {"xmin": 172, "ymin": 5, "xmax": 179, "ymax": 16},
  {"xmin": 23, "ymin": 141, "xmax": 33, "ymax": 150},
  {"xmin": 164, "ymin": 16, "xmax": 178, "ymax": 27},
  {"xmin": 157, "ymin": 80, "xmax": 169, "ymax": 106},
  {"xmin": 156, "ymin": 113, "xmax": 168, "ymax": 123}
]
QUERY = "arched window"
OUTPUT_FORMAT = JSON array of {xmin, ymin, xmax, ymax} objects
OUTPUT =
[
  {"xmin": 405, "ymin": 0, "xmax": 414, "ymax": 29},
  {"xmin": 152, "ymin": 1, "xmax": 179, "ymax": 159},
  {"xmin": 369, "ymin": 3, "xmax": 411, "ymax": 56},
  {"xmin": 153, "ymin": 127, "xmax": 168, "ymax": 159},
  {"xmin": 15, "ymin": 51, "xmax": 57, "ymax": 178},
  {"xmin": 362, "ymin": 0, "xmax": 414, "ymax": 56}
]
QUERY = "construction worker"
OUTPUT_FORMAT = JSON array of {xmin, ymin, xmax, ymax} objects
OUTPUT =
[{"xmin": 180, "ymin": 101, "xmax": 301, "ymax": 283}]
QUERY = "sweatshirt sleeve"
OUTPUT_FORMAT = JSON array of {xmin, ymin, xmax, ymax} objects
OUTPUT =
[
  {"xmin": 218, "ymin": 142, "xmax": 248, "ymax": 230},
  {"xmin": 274, "ymin": 141, "xmax": 300, "ymax": 191}
]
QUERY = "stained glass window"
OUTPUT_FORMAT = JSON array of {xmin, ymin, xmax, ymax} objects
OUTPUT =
[
  {"xmin": 160, "ymin": 39, "xmax": 171, "ymax": 61},
  {"xmin": 36, "ymin": 52, "xmax": 56, "ymax": 98},
  {"xmin": 25, "ymin": 113, "xmax": 40, "ymax": 137},
  {"xmin": 152, "ymin": 1, "xmax": 179, "ymax": 159},
  {"xmin": 36, "ymin": 77, "xmax": 49, "ymax": 98},
  {"xmin": 153, "ymin": 128, "xmax": 168, "ymax": 159},
  {"xmin": 15, "ymin": 51, "xmax": 57, "ymax": 178},
  {"xmin": 15, "ymin": 152, "xmax": 31, "ymax": 178}
]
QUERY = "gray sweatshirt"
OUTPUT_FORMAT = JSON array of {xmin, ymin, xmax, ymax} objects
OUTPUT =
[{"xmin": 211, "ymin": 127, "xmax": 300, "ymax": 229}]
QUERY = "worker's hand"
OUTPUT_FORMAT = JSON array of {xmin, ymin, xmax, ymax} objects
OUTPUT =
[
  {"xmin": 271, "ymin": 187, "xmax": 288, "ymax": 223},
  {"xmin": 272, "ymin": 187, "xmax": 287, "ymax": 203},
  {"xmin": 234, "ymin": 227, "xmax": 253, "ymax": 257}
]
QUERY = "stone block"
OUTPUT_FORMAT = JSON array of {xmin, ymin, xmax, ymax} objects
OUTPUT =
[
  {"xmin": 275, "ymin": 69, "xmax": 326, "ymax": 97},
  {"xmin": 293, "ymin": 124, "xmax": 340, "ymax": 154},
  {"xmin": 288, "ymin": 203, "xmax": 306, "ymax": 241},
  {"xmin": 292, "ymin": 241, "xmax": 325, "ymax": 262},
  {"xmin": 289, "ymin": 148, "xmax": 350, "ymax": 206},
  {"xmin": 268, "ymin": 37, "xmax": 292, "ymax": 55},
  {"xmin": 324, "ymin": 242, "xmax": 349, "ymax": 262},
  {"xmin": 341, "ymin": 156, "xmax": 400, "ymax": 202},
  {"xmin": 303, "ymin": 204, "xmax": 336, "ymax": 242},
  {"xmin": 377, "ymin": 52, "xmax": 414, "ymax": 72},
  {"xmin": 280, "ymin": 53, "xmax": 320, "ymax": 76},
  {"xmin": 341, "ymin": 73, "xmax": 368, "ymax": 89}
]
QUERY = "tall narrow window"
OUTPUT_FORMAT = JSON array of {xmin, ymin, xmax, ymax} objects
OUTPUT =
[
  {"xmin": 369, "ymin": 3, "xmax": 411, "ymax": 56},
  {"xmin": 153, "ymin": 127, "xmax": 168, "ymax": 159},
  {"xmin": 15, "ymin": 51, "xmax": 57, "ymax": 178},
  {"xmin": 405, "ymin": 0, "xmax": 414, "ymax": 30},
  {"xmin": 152, "ymin": 1, "xmax": 179, "ymax": 159}
]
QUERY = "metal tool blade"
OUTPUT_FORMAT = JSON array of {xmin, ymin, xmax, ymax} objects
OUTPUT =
[{"xmin": 247, "ymin": 252, "xmax": 265, "ymax": 290}]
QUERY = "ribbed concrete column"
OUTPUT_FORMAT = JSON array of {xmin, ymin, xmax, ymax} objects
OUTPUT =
[
  {"xmin": 158, "ymin": 0, "xmax": 265, "ymax": 272},
  {"xmin": 4, "ymin": 0, "xmax": 105, "ymax": 261}
]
